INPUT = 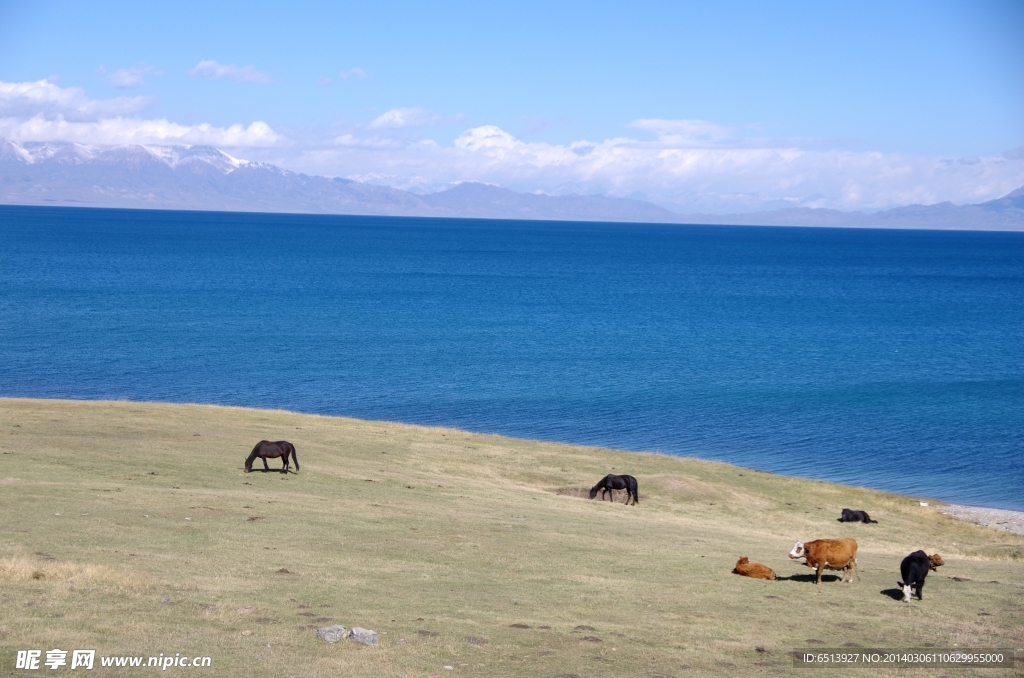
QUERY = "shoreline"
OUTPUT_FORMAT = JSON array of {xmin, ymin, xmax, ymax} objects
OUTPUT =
[
  {"xmin": 935, "ymin": 504, "xmax": 1024, "ymax": 536},
  {"xmin": 4, "ymin": 396, "xmax": 1024, "ymax": 533}
]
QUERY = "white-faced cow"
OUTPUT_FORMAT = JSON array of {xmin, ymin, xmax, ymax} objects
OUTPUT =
[{"xmin": 789, "ymin": 538, "xmax": 859, "ymax": 585}]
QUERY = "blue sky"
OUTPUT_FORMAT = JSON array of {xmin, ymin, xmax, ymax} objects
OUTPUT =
[{"xmin": 1, "ymin": 1, "xmax": 1022, "ymax": 212}]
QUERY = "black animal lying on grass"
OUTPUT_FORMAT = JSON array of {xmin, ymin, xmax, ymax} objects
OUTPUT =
[
  {"xmin": 245, "ymin": 440, "xmax": 299, "ymax": 474},
  {"xmin": 838, "ymin": 508, "xmax": 877, "ymax": 523},
  {"xmin": 898, "ymin": 550, "xmax": 943, "ymax": 602},
  {"xmin": 589, "ymin": 474, "xmax": 639, "ymax": 505}
]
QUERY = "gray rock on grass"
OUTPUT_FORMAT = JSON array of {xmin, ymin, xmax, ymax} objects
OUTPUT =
[
  {"xmin": 316, "ymin": 624, "xmax": 378, "ymax": 646},
  {"xmin": 350, "ymin": 627, "xmax": 378, "ymax": 646},
  {"xmin": 316, "ymin": 625, "xmax": 348, "ymax": 643}
]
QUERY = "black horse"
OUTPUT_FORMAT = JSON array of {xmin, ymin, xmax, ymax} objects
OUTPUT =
[
  {"xmin": 244, "ymin": 440, "xmax": 299, "ymax": 474},
  {"xmin": 589, "ymin": 474, "xmax": 639, "ymax": 505}
]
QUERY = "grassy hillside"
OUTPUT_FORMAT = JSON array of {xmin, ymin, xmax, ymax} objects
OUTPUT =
[{"xmin": 1, "ymin": 399, "xmax": 1021, "ymax": 676}]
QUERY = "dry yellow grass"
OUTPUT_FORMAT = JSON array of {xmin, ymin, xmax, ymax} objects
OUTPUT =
[
  {"xmin": 0, "ymin": 557, "xmax": 140, "ymax": 585},
  {"xmin": 1, "ymin": 398, "xmax": 1022, "ymax": 677}
]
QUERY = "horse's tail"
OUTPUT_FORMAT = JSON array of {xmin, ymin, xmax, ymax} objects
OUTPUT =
[
  {"xmin": 291, "ymin": 445, "xmax": 299, "ymax": 472},
  {"xmin": 629, "ymin": 476, "xmax": 639, "ymax": 504}
]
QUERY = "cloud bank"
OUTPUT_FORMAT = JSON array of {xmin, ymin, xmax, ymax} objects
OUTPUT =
[
  {"xmin": 300, "ymin": 121, "xmax": 1024, "ymax": 213},
  {"xmin": 0, "ymin": 79, "xmax": 279, "ymax": 147},
  {"xmin": 3, "ymin": 79, "xmax": 1022, "ymax": 213},
  {"xmin": 1, "ymin": 79, "xmax": 155, "ymax": 120}
]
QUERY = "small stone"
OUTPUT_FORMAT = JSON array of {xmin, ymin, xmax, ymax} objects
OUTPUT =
[
  {"xmin": 443, "ymin": 666, "xmax": 453, "ymax": 670},
  {"xmin": 316, "ymin": 625, "xmax": 349, "ymax": 643},
  {"xmin": 241, "ymin": 630, "xmax": 252, "ymax": 636},
  {"xmin": 350, "ymin": 627, "xmax": 378, "ymax": 646},
  {"xmin": 160, "ymin": 597, "xmax": 170, "ymax": 603}
]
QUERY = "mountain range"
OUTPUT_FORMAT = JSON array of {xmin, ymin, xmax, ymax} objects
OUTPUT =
[{"xmin": 2, "ymin": 138, "xmax": 1022, "ymax": 230}]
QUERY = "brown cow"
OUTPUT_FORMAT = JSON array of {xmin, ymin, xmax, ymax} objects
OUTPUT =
[
  {"xmin": 733, "ymin": 556, "xmax": 776, "ymax": 580},
  {"xmin": 789, "ymin": 538, "xmax": 859, "ymax": 585}
]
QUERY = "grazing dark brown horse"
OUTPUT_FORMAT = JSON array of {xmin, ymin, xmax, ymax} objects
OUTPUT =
[
  {"xmin": 244, "ymin": 440, "xmax": 299, "ymax": 474},
  {"xmin": 589, "ymin": 474, "xmax": 639, "ymax": 505}
]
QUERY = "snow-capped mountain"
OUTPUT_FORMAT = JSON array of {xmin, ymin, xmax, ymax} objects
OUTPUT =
[
  {"xmin": 0, "ymin": 138, "xmax": 681, "ymax": 221},
  {"xmin": 1, "ymin": 138, "xmax": 1022, "ymax": 230}
]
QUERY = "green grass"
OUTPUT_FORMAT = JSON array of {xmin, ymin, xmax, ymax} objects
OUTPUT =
[{"xmin": 1, "ymin": 398, "xmax": 1022, "ymax": 677}]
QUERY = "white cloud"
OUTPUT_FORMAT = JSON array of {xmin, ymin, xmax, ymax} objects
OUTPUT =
[
  {"xmin": 286, "ymin": 123, "xmax": 1024, "ymax": 213},
  {"xmin": 628, "ymin": 118, "xmax": 733, "ymax": 145},
  {"xmin": 0, "ymin": 79, "xmax": 155, "ymax": 120},
  {"xmin": 0, "ymin": 79, "xmax": 280, "ymax": 148},
  {"xmin": 338, "ymin": 67, "xmax": 369, "ymax": 80},
  {"xmin": 106, "ymin": 66, "xmax": 161, "ymax": 89},
  {"xmin": 367, "ymin": 107, "xmax": 463, "ymax": 130},
  {"xmin": 0, "ymin": 115, "xmax": 280, "ymax": 147},
  {"xmin": 189, "ymin": 60, "xmax": 272, "ymax": 84},
  {"xmin": 333, "ymin": 133, "xmax": 405, "ymax": 149}
]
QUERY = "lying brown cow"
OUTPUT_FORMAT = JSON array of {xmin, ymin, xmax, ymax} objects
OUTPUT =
[
  {"xmin": 733, "ymin": 556, "xmax": 776, "ymax": 580},
  {"xmin": 789, "ymin": 538, "xmax": 859, "ymax": 585}
]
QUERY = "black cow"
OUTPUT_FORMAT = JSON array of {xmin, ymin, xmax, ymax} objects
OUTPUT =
[
  {"xmin": 898, "ymin": 550, "xmax": 944, "ymax": 602},
  {"xmin": 838, "ymin": 508, "xmax": 877, "ymax": 523}
]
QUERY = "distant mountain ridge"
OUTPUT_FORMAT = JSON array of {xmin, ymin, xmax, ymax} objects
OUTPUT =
[{"xmin": 2, "ymin": 138, "xmax": 1022, "ymax": 230}]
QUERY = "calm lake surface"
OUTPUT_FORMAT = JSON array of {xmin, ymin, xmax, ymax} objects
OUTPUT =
[{"xmin": 2, "ymin": 206, "xmax": 1022, "ymax": 509}]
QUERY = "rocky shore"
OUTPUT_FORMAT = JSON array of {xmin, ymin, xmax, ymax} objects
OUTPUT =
[{"xmin": 936, "ymin": 504, "xmax": 1024, "ymax": 536}]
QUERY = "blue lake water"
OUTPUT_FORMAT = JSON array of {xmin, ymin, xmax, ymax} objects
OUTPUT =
[{"xmin": 1, "ymin": 205, "xmax": 1022, "ymax": 510}]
